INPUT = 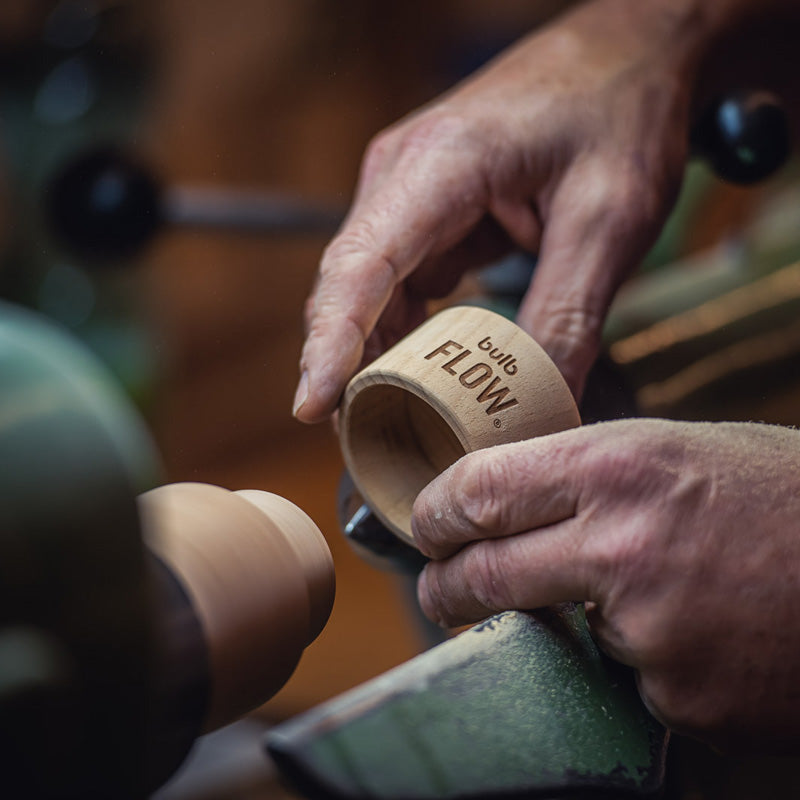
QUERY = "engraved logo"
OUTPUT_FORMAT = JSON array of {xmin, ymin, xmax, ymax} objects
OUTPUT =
[
  {"xmin": 424, "ymin": 340, "xmax": 519, "ymax": 416},
  {"xmin": 477, "ymin": 336, "xmax": 517, "ymax": 375}
]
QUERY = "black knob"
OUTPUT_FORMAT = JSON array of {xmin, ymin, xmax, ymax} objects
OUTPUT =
[
  {"xmin": 45, "ymin": 146, "xmax": 162, "ymax": 264},
  {"xmin": 337, "ymin": 471, "xmax": 428, "ymax": 575},
  {"xmin": 692, "ymin": 91, "xmax": 791, "ymax": 185}
]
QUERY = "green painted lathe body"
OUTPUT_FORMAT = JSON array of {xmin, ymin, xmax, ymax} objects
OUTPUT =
[{"xmin": 0, "ymin": 300, "xmax": 160, "ymax": 798}]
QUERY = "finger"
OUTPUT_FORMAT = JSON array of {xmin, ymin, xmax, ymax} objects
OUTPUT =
[
  {"xmin": 516, "ymin": 158, "xmax": 671, "ymax": 398},
  {"xmin": 584, "ymin": 602, "xmax": 637, "ymax": 667},
  {"xmin": 416, "ymin": 516, "xmax": 593, "ymax": 627},
  {"xmin": 294, "ymin": 130, "xmax": 490, "ymax": 423},
  {"xmin": 488, "ymin": 194, "xmax": 542, "ymax": 255},
  {"xmin": 412, "ymin": 429, "xmax": 588, "ymax": 560}
]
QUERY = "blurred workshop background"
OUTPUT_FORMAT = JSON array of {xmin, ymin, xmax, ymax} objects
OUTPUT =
[{"xmin": 1, "ymin": 1, "xmax": 799, "ymax": 799}]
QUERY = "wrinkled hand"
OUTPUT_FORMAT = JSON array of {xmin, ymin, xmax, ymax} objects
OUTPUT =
[
  {"xmin": 414, "ymin": 419, "xmax": 800, "ymax": 750},
  {"xmin": 294, "ymin": 0, "xmax": 705, "ymax": 422}
]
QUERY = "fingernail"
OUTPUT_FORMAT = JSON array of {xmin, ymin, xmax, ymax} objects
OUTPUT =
[
  {"xmin": 417, "ymin": 568, "xmax": 442, "ymax": 626},
  {"xmin": 293, "ymin": 371, "xmax": 309, "ymax": 417},
  {"xmin": 416, "ymin": 569, "xmax": 432, "ymax": 613}
]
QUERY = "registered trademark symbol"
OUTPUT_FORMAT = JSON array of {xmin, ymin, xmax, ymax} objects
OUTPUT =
[{"xmin": 493, "ymin": 418, "xmax": 502, "ymax": 428}]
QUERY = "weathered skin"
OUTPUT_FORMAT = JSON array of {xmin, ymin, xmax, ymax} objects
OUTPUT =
[
  {"xmin": 292, "ymin": 0, "xmax": 800, "ymax": 752},
  {"xmin": 294, "ymin": 0, "xmax": 800, "ymax": 420},
  {"xmin": 414, "ymin": 418, "xmax": 800, "ymax": 751}
]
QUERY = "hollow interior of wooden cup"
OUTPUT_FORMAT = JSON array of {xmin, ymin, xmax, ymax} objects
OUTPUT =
[{"xmin": 344, "ymin": 382, "xmax": 467, "ymax": 540}]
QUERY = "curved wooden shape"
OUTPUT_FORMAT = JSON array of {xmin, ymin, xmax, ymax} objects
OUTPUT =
[
  {"xmin": 140, "ymin": 482, "xmax": 335, "ymax": 732},
  {"xmin": 339, "ymin": 306, "xmax": 580, "ymax": 545}
]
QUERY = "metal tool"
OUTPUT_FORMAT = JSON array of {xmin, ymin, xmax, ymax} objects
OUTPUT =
[{"xmin": 43, "ymin": 145, "xmax": 344, "ymax": 263}]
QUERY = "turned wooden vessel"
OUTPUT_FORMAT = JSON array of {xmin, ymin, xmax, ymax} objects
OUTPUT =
[
  {"xmin": 339, "ymin": 305, "xmax": 581, "ymax": 545},
  {"xmin": 139, "ymin": 482, "xmax": 335, "ymax": 732}
]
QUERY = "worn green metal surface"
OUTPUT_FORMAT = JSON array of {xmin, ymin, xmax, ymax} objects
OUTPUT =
[{"xmin": 268, "ymin": 605, "xmax": 667, "ymax": 799}]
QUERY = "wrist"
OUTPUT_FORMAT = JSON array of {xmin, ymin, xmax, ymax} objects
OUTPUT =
[
  {"xmin": 650, "ymin": 0, "xmax": 799, "ymax": 112},
  {"xmin": 587, "ymin": 0, "xmax": 800, "ymax": 128}
]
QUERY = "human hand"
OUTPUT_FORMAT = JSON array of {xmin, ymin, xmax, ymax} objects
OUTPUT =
[
  {"xmin": 294, "ymin": 0, "xmax": 710, "ymax": 422},
  {"xmin": 413, "ymin": 418, "xmax": 800, "ymax": 750}
]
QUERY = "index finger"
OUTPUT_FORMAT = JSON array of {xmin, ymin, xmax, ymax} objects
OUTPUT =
[
  {"xmin": 516, "ymin": 155, "xmax": 683, "ymax": 398},
  {"xmin": 293, "ymin": 125, "xmax": 489, "ymax": 423}
]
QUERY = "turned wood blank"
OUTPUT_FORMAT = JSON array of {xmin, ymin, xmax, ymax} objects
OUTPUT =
[
  {"xmin": 139, "ymin": 482, "xmax": 335, "ymax": 732},
  {"xmin": 339, "ymin": 306, "xmax": 580, "ymax": 545}
]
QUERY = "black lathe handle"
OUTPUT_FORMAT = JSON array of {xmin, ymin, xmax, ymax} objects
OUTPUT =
[{"xmin": 692, "ymin": 90, "xmax": 791, "ymax": 185}]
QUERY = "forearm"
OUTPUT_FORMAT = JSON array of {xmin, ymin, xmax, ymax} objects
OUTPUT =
[
  {"xmin": 630, "ymin": 0, "xmax": 800, "ymax": 134},
  {"xmin": 510, "ymin": 0, "xmax": 799, "ymax": 122},
  {"xmin": 696, "ymin": 2, "xmax": 794, "ymax": 118}
]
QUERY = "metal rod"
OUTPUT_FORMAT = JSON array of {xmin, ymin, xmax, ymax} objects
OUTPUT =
[{"xmin": 164, "ymin": 186, "xmax": 344, "ymax": 236}]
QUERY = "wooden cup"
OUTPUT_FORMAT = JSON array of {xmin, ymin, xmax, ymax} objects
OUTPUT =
[{"xmin": 339, "ymin": 305, "xmax": 581, "ymax": 546}]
